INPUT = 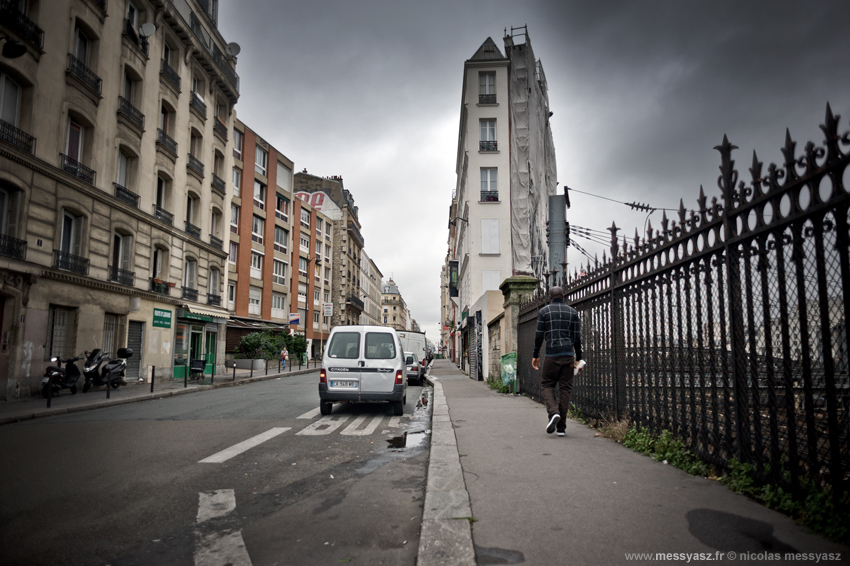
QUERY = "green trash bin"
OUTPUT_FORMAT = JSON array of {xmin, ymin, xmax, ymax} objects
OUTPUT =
[{"xmin": 501, "ymin": 352, "xmax": 517, "ymax": 394}]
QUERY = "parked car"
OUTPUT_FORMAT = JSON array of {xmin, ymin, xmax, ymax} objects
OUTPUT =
[
  {"xmin": 404, "ymin": 351, "xmax": 421, "ymax": 386},
  {"xmin": 397, "ymin": 330, "xmax": 428, "ymax": 380},
  {"xmin": 320, "ymin": 325, "xmax": 407, "ymax": 416}
]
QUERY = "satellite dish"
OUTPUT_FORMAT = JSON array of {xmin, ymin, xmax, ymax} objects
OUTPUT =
[
  {"xmin": 225, "ymin": 42, "xmax": 241, "ymax": 57},
  {"xmin": 139, "ymin": 23, "xmax": 156, "ymax": 38}
]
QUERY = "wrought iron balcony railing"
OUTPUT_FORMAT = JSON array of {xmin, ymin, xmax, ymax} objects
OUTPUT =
[
  {"xmin": 209, "ymin": 235, "xmax": 223, "ymax": 249},
  {"xmin": 189, "ymin": 93, "xmax": 207, "ymax": 118},
  {"xmin": 67, "ymin": 54, "xmax": 102, "ymax": 94},
  {"xmin": 479, "ymin": 140, "xmax": 498, "ymax": 152},
  {"xmin": 207, "ymin": 293, "xmax": 221, "ymax": 306},
  {"xmin": 479, "ymin": 94, "xmax": 496, "ymax": 104},
  {"xmin": 108, "ymin": 265, "xmax": 135, "ymax": 286},
  {"xmin": 91, "ymin": 0, "xmax": 106, "ymax": 13},
  {"xmin": 346, "ymin": 294, "xmax": 364, "ymax": 311},
  {"xmin": 53, "ymin": 249, "xmax": 89, "ymax": 275},
  {"xmin": 480, "ymin": 190, "xmax": 499, "ymax": 202},
  {"xmin": 60, "ymin": 154, "xmax": 96, "ymax": 185},
  {"xmin": 187, "ymin": 153, "xmax": 204, "ymax": 176},
  {"xmin": 211, "ymin": 173, "xmax": 226, "ymax": 195},
  {"xmin": 213, "ymin": 117, "xmax": 227, "ymax": 140},
  {"xmin": 150, "ymin": 278, "xmax": 170, "ymax": 295},
  {"xmin": 153, "ymin": 204, "xmax": 173, "ymax": 225},
  {"xmin": 0, "ymin": 1, "xmax": 44, "ymax": 49},
  {"xmin": 114, "ymin": 183, "xmax": 139, "ymax": 207},
  {"xmin": 118, "ymin": 96, "xmax": 145, "ymax": 129},
  {"xmin": 184, "ymin": 221, "xmax": 201, "ymax": 239},
  {"xmin": 182, "ymin": 286, "xmax": 198, "ymax": 301},
  {"xmin": 156, "ymin": 128, "xmax": 178, "ymax": 155},
  {"xmin": 0, "ymin": 119, "xmax": 35, "ymax": 154},
  {"xmin": 0, "ymin": 234, "xmax": 26, "ymax": 261},
  {"xmin": 160, "ymin": 59, "xmax": 181, "ymax": 89}
]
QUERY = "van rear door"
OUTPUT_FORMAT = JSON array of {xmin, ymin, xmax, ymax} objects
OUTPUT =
[
  {"xmin": 360, "ymin": 331, "xmax": 398, "ymax": 393},
  {"xmin": 325, "ymin": 331, "xmax": 362, "ymax": 392}
]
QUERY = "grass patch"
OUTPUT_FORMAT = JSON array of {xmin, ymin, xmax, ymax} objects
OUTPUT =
[{"xmin": 486, "ymin": 374, "xmax": 516, "ymax": 395}]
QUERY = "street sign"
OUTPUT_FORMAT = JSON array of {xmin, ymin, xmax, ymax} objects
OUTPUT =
[
  {"xmin": 324, "ymin": 303, "xmax": 333, "ymax": 317},
  {"xmin": 289, "ymin": 312, "xmax": 300, "ymax": 325}
]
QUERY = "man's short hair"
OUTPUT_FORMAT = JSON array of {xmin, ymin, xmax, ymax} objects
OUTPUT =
[{"xmin": 550, "ymin": 287, "xmax": 564, "ymax": 300}]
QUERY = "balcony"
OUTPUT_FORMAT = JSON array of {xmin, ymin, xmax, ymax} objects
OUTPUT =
[
  {"xmin": 153, "ymin": 204, "xmax": 173, "ymax": 225},
  {"xmin": 479, "ymin": 140, "xmax": 498, "ymax": 152},
  {"xmin": 347, "ymin": 221, "xmax": 364, "ymax": 247},
  {"xmin": 346, "ymin": 294, "xmax": 364, "ymax": 311},
  {"xmin": 108, "ymin": 265, "xmax": 135, "ymax": 286},
  {"xmin": 182, "ymin": 286, "xmax": 198, "ymax": 301},
  {"xmin": 187, "ymin": 153, "xmax": 204, "ymax": 177},
  {"xmin": 118, "ymin": 96, "xmax": 145, "ymax": 130},
  {"xmin": 67, "ymin": 54, "xmax": 102, "ymax": 95},
  {"xmin": 189, "ymin": 93, "xmax": 207, "ymax": 119},
  {"xmin": 209, "ymin": 235, "xmax": 223, "ymax": 249},
  {"xmin": 114, "ymin": 183, "xmax": 140, "ymax": 207},
  {"xmin": 479, "ymin": 94, "xmax": 496, "ymax": 105},
  {"xmin": 53, "ymin": 250, "xmax": 89, "ymax": 276},
  {"xmin": 184, "ymin": 221, "xmax": 201, "ymax": 239},
  {"xmin": 156, "ymin": 128, "xmax": 178, "ymax": 155},
  {"xmin": 123, "ymin": 19, "xmax": 149, "ymax": 56},
  {"xmin": 0, "ymin": 234, "xmax": 27, "ymax": 261},
  {"xmin": 60, "ymin": 154, "xmax": 96, "ymax": 185},
  {"xmin": 213, "ymin": 117, "xmax": 227, "ymax": 141},
  {"xmin": 0, "ymin": 119, "xmax": 36, "ymax": 154},
  {"xmin": 160, "ymin": 59, "xmax": 181, "ymax": 90},
  {"xmin": 480, "ymin": 190, "xmax": 499, "ymax": 202},
  {"xmin": 275, "ymin": 210, "xmax": 288, "ymax": 223},
  {"xmin": 150, "ymin": 278, "xmax": 171, "ymax": 295},
  {"xmin": 0, "ymin": 1, "xmax": 44, "ymax": 49},
  {"xmin": 211, "ymin": 173, "xmax": 226, "ymax": 195},
  {"xmin": 207, "ymin": 293, "xmax": 221, "ymax": 306}
]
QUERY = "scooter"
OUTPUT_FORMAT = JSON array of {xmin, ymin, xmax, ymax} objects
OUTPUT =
[
  {"xmin": 82, "ymin": 348, "xmax": 133, "ymax": 392},
  {"xmin": 42, "ymin": 353, "xmax": 84, "ymax": 397}
]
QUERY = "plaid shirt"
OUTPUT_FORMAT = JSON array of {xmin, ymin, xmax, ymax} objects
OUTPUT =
[{"xmin": 533, "ymin": 299, "xmax": 582, "ymax": 359}]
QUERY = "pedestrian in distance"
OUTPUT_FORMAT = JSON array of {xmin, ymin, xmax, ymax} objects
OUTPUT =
[
  {"xmin": 281, "ymin": 346, "xmax": 288, "ymax": 370},
  {"xmin": 531, "ymin": 286, "xmax": 584, "ymax": 437}
]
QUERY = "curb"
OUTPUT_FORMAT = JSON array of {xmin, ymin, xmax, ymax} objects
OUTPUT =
[{"xmin": 0, "ymin": 368, "xmax": 318, "ymax": 426}]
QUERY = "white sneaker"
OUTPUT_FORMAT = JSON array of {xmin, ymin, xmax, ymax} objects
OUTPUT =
[
  {"xmin": 546, "ymin": 414, "xmax": 560, "ymax": 434},
  {"xmin": 556, "ymin": 430, "xmax": 565, "ymax": 437}
]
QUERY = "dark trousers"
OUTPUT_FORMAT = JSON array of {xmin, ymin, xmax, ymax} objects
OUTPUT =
[{"xmin": 541, "ymin": 355, "xmax": 575, "ymax": 427}]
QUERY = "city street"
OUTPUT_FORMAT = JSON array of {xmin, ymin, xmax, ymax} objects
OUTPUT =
[{"xmin": 0, "ymin": 372, "xmax": 430, "ymax": 566}]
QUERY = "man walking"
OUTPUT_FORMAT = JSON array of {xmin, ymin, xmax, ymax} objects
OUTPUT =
[{"xmin": 531, "ymin": 287, "xmax": 583, "ymax": 436}]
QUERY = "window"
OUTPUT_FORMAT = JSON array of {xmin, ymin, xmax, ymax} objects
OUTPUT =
[
  {"xmin": 0, "ymin": 72, "xmax": 21, "ymax": 128},
  {"xmin": 299, "ymin": 234, "xmax": 309, "ymax": 251},
  {"xmin": 250, "ymin": 251, "xmax": 263, "ymax": 279},
  {"xmin": 184, "ymin": 258, "xmax": 197, "ymax": 289},
  {"xmin": 185, "ymin": 193, "xmax": 198, "ymax": 224},
  {"xmin": 272, "ymin": 293, "xmax": 285, "ymax": 319},
  {"xmin": 481, "ymin": 219, "xmax": 500, "ymax": 254},
  {"xmin": 227, "ymin": 282, "xmax": 236, "ymax": 310},
  {"xmin": 248, "ymin": 286, "xmax": 261, "ymax": 315},
  {"xmin": 324, "ymin": 291, "xmax": 329, "ymax": 303},
  {"xmin": 251, "ymin": 214, "xmax": 264, "ymax": 244},
  {"xmin": 365, "ymin": 332, "xmax": 396, "ymax": 359},
  {"xmin": 163, "ymin": 43, "xmax": 174, "ymax": 67},
  {"xmin": 46, "ymin": 305, "xmax": 77, "ymax": 360},
  {"xmin": 230, "ymin": 204, "xmax": 239, "ymax": 234},
  {"xmin": 313, "ymin": 311, "xmax": 319, "ymax": 324},
  {"xmin": 152, "ymin": 246, "xmax": 165, "ymax": 278},
  {"xmin": 480, "ymin": 119, "xmax": 496, "ymax": 151},
  {"xmin": 273, "ymin": 259, "xmax": 286, "ymax": 285},
  {"xmin": 191, "ymin": 75, "xmax": 204, "ymax": 103},
  {"xmin": 103, "ymin": 313, "xmax": 124, "ymax": 355},
  {"xmin": 228, "ymin": 241, "xmax": 237, "ymax": 264},
  {"xmin": 480, "ymin": 168, "xmax": 498, "ymax": 201},
  {"xmin": 126, "ymin": 2, "xmax": 139, "ymax": 30},
  {"xmin": 479, "ymin": 72, "xmax": 496, "ymax": 104},
  {"xmin": 315, "ymin": 218, "xmax": 322, "ymax": 237},
  {"xmin": 211, "ymin": 208, "xmax": 222, "ymax": 237},
  {"xmin": 110, "ymin": 232, "xmax": 132, "ymax": 278},
  {"xmin": 60, "ymin": 210, "xmax": 83, "ymax": 257},
  {"xmin": 328, "ymin": 332, "xmax": 360, "ymax": 359},
  {"xmin": 209, "ymin": 268, "xmax": 220, "ymax": 295},
  {"xmin": 297, "ymin": 282, "xmax": 307, "ymax": 302},
  {"xmin": 255, "ymin": 145, "xmax": 267, "ymax": 176},
  {"xmin": 482, "ymin": 270, "xmax": 501, "ymax": 291},
  {"xmin": 298, "ymin": 257, "xmax": 308, "ymax": 278},
  {"xmin": 233, "ymin": 129, "xmax": 243, "ymax": 160},
  {"xmin": 274, "ymin": 226, "xmax": 288, "ymax": 253},
  {"xmin": 253, "ymin": 180, "xmax": 266, "ymax": 210},
  {"xmin": 156, "ymin": 176, "xmax": 169, "ymax": 208},
  {"xmin": 213, "ymin": 151, "xmax": 223, "ymax": 177},
  {"xmin": 232, "ymin": 167, "xmax": 241, "ymax": 196},
  {"xmin": 300, "ymin": 208, "xmax": 310, "ymax": 228},
  {"xmin": 73, "ymin": 25, "xmax": 90, "ymax": 65},
  {"xmin": 276, "ymin": 162, "xmax": 291, "ymax": 191},
  {"xmin": 116, "ymin": 150, "xmax": 131, "ymax": 188},
  {"xmin": 276, "ymin": 194, "xmax": 289, "ymax": 222},
  {"xmin": 324, "ymin": 267, "xmax": 330, "ymax": 283},
  {"xmin": 65, "ymin": 118, "xmax": 84, "ymax": 163},
  {"xmin": 190, "ymin": 131, "xmax": 201, "ymax": 157},
  {"xmin": 159, "ymin": 104, "xmax": 173, "ymax": 135},
  {"xmin": 315, "ymin": 242, "xmax": 322, "ymax": 257},
  {"xmin": 122, "ymin": 71, "xmax": 136, "ymax": 105},
  {"xmin": 314, "ymin": 288, "xmax": 320, "ymax": 303}
]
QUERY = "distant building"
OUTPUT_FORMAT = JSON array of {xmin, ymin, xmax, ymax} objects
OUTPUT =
[
  {"xmin": 359, "ymin": 250, "xmax": 383, "ymax": 326},
  {"xmin": 381, "ymin": 279, "xmax": 407, "ymax": 330}
]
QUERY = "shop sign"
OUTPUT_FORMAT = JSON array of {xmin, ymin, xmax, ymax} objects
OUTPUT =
[{"xmin": 153, "ymin": 308, "xmax": 172, "ymax": 328}]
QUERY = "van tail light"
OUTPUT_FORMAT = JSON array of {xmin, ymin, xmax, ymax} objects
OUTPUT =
[
  {"xmin": 320, "ymin": 368, "xmax": 327, "ymax": 384},
  {"xmin": 395, "ymin": 370, "xmax": 403, "ymax": 385}
]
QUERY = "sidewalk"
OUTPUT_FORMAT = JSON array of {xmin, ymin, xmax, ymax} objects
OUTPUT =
[
  {"xmin": 419, "ymin": 360, "xmax": 850, "ymax": 566},
  {"xmin": 0, "ymin": 363, "xmax": 320, "ymax": 426}
]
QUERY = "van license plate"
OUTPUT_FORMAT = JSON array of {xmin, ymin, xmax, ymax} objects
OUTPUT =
[{"xmin": 331, "ymin": 380, "xmax": 357, "ymax": 388}]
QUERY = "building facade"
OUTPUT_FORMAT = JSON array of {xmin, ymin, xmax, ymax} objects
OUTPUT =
[
  {"xmin": 358, "ymin": 249, "xmax": 383, "ymax": 326},
  {"xmin": 0, "ymin": 0, "xmax": 239, "ymax": 398},
  {"xmin": 381, "ymin": 278, "xmax": 407, "ymax": 331}
]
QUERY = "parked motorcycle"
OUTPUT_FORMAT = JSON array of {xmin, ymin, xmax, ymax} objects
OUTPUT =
[
  {"xmin": 81, "ymin": 348, "xmax": 133, "ymax": 392},
  {"xmin": 42, "ymin": 353, "xmax": 84, "ymax": 397}
]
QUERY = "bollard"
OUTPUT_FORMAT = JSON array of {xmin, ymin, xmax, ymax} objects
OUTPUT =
[
  {"xmin": 46, "ymin": 374, "xmax": 52, "ymax": 408},
  {"xmin": 250, "ymin": 361, "xmax": 253, "ymax": 379},
  {"xmin": 232, "ymin": 363, "xmax": 236, "ymax": 381},
  {"xmin": 279, "ymin": 359, "xmax": 282, "ymax": 373},
  {"xmin": 265, "ymin": 358, "xmax": 268, "ymax": 376},
  {"xmin": 151, "ymin": 366, "xmax": 155, "ymax": 393},
  {"xmin": 106, "ymin": 374, "xmax": 111, "ymax": 399},
  {"xmin": 184, "ymin": 362, "xmax": 188, "ymax": 388},
  {"xmin": 211, "ymin": 362, "xmax": 215, "ymax": 385}
]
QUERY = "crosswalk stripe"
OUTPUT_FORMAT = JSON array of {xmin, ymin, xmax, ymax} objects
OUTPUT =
[
  {"xmin": 195, "ymin": 490, "xmax": 252, "ymax": 566},
  {"xmin": 296, "ymin": 407, "xmax": 320, "ymax": 419},
  {"xmin": 199, "ymin": 427, "xmax": 290, "ymax": 463},
  {"xmin": 341, "ymin": 414, "xmax": 383, "ymax": 436}
]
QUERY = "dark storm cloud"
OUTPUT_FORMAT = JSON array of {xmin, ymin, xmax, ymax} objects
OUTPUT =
[{"xmin": 217, "ymin": 0, "xmax": 850, "ymax": 340}]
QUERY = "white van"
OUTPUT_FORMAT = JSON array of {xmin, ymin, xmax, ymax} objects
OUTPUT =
[
  {"xmin": 397, "ymin": 331, "xmax": 428, "ymax": 381},
  {"xmin": 320, "ymin": 326, "xmax": 407, "ymax": 415}
]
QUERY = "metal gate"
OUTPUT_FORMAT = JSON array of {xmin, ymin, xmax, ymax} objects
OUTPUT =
[{"xmin": 126, "ymin": 321, "xmax": 144, "ymax": 379}]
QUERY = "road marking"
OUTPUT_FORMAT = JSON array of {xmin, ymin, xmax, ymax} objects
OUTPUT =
[
  {"xmin": 296, "ymin": 407, "xmax": 320, "ymax": 419},
  {"xmin": 195, "ymin": 490, "xmax": 252, "ymax": 566},
  {"xmin": 199, "ymin": 428, "xmax": 290, "ymax": 463},
  {"xmin": 296, "ymin": 415, "xmax": 350, "ymax": 436},
  {"xmin": 341, "ymin": 414, "xmax": 383, "ymax": 436}
]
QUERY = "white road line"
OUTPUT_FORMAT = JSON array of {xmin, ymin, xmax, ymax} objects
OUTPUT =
[
  {"xmin": 296, "ymin": 414, "xmax": 350, "ymax": 436},
  {"xmin": 195, "ymin": 490, "xmax": 252, "ymax": 566},
  {"xmin": 197, "ymin": 490, "xmax": 237, "ymax": 523},
  {"xmin": 296, "ymin": 407, "xmax": 320, "ymax": 419},
  {"xmin": 341, "ymin": 414, "xmax": 383, "ymax": 436},
  {"xmin": 199, "ymin": 427, "xmax": 290, "ymax": 463}
]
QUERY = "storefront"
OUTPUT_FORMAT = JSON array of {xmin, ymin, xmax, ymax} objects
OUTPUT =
[{"xmin": 172, "ymin": 307, "xmax": 228, "ymax": 379}]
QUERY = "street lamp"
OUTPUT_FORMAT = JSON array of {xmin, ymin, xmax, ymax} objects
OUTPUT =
[{"xmin": 0, "ymin": 36, "xmax": 27, "ymax": 59}]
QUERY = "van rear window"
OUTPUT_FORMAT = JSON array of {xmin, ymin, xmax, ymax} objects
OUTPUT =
[
  {"xmin": 365, "ymin": 333, "xmax": 396, "ymax": 359},
  {"xmin": 327, "ymin": 332, "xmax": 360, "ymax": 359}
]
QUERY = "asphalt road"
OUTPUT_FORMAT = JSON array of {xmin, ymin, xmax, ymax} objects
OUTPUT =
[{"xmin": 0, "ymin": 371, "xmax": 431, "ymax": 566}]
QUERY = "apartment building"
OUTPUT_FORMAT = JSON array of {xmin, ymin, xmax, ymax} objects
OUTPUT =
[
  {"xmin": 0, "ymin": 0, "xmax": 239, "ymax": 397},
  {"xmin": 358, "ymin": 249, "xmax": 383, "ymax": 326},
  {"xmin": 381, "ymin": 278, "xmax": 407, "ymax": 331},
  {"xmin": 227, "ymin": 120, "xmax": 333, "ymax": 360}
]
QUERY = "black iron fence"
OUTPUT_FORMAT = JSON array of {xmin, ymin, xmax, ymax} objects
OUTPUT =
[{"xmin": 518, "ymin": 105, "xmax": 850, "ymax": 498}]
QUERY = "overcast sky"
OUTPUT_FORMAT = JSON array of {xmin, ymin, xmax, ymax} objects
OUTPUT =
[{"xmin": 218, "ymin": 0, "xmax": 850, "ymax": 345}]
